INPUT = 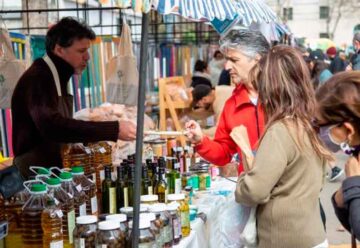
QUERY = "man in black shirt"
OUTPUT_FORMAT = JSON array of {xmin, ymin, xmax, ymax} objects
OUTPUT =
[{"xmin": 11, "ymin": 17, "xmax": 136, "ymax": 178}]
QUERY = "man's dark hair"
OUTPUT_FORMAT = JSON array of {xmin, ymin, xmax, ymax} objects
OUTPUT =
[
  {"xmin": 194, "ymin": 60, "xmax": 208, "ymax": 72},
  {"xmin": 46, "ymin": 17, "xmax": 96, "ymax": 53},
  {"xmin": 191, "ymin": 84, "xmax": 212, "ymax": 108}
]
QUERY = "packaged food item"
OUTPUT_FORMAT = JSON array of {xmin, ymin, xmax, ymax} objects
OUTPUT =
[
  {"xmin": 140, "ymin": 213, "xmax": 161, "ymax": 247},
  {"xmin": 46, "ymin": 177, "xmax": 76, "ymax": 247},
  {"xmin": 42, "ymin": 198, "xmax": 63, "ymax": 248},
  {"xmin": 167, "ymin": 194, "xmax": 190, "ymax": 237},
  {"xmin": 71, "ymin": 166, "xmax": 98, "ymax": 216},
  {"xmin": 128, "ymin": 219, "xmax": 155, "ymax": 248},
  {"xmin": 167, "ymin": 203, "xmax": 181, "ymax": 245},
  {"xmin": 96, "ymin": 221, "xmax": 122, "ymax": 247},
  {"xmin": 105, "ymin": 214, "xmax": 128, "ymax": 247},
  {"xmin": 73, "ymin": 215, "xmax": 97, "ymax": 248},
  {"xmin": 21, "ymin": 183, "xmax": 52, "ymax": 248},
  {"xmin": 148, "ymin": 203, "xmax": 172, "ymax": 248}
]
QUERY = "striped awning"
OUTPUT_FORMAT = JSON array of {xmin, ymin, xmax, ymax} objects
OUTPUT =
[
  {"xmin": 153, "ymin": 0, "xmax": 277, "ymax": 25},
  {"xmin": 235, "ymin": 0, "xmax": 277, "ymax": 26}
]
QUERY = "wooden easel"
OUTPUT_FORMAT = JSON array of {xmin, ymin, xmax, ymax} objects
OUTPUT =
[{"xmin": 159, "ymin": 76, "xmax": 190, "ymax": 147}]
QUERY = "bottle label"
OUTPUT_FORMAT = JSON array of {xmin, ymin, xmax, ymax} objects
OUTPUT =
[
  {"xmin": 173, "ymin": 217, "xmax": 181, "ymax": 239},
  {"xmin": 124, "ymin": 187, "xmax": 129, "ymax": 207},
  {"xmin": 138, "ymin": 242, "xmax": 155, "ymax": 248},
  {"xmin": 91, "ymin": 196, "xmax": 98, "ymax": 214},
  {"xmin": 109, "ymin": 187, "xmax": 117, "ymax": 214},
  {"xmin": 80, "ymin": 238, "xmax": 85, "ymax": 248},
  {"xmin": 67, "ymin": 209, "xmax": 76, "ymax": 244},
  {"xmin": 174, "ymin": 162, "xmax": 180, "ymax": 170},
  {"xmin": 100, "ymin": 170, "xmax": 105, "ymax": 182},
  {"xmin": 54, "ymin": 198, "xmax": 60, "ymax": 206},
  {"xmin": 99, "ymin": 147, "xmax": 106, "ymax": 153},
  {"xmin": 148, "ymin": 186, "xmax": 153, "ymax": 195},
  {"xmin": 181, "ymin": 211, "xmax": 190, "ymax": 228},
  {"xmin": 79, "ymin": 203, "xmax": 86, "ymax": 216},
  {"xmin": 55, "ymin": 209, "xmax": 63, "ymax": 218},
  {"xmin": 76, "ymin": 184, "xmax": 82, "ymax": 192},
  {"xmin": 175, "ymin": 178, "xmax": 182, "ymax": 194},
  {"xmin": 186, "ymin": 158, "xmax": 191, "ymax": 172},
  {"xmin": 50, "ymin": 240, "xmax": 63, "ymax": 248},
  {"xmin": 101, "ymin": 245, "xmax": 107, "ymax": 248}
]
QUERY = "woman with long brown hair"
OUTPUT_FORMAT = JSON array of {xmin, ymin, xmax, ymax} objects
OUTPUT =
[
  {"xmin": 315, "ymin": 71, "xmax": 360, "ymax": 241},
  {"xmin": 235, "ymin": 45, "xmax": 332, "ymax": 248}
]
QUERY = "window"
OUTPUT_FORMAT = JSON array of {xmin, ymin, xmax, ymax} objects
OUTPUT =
[
  {"xmin": 283, "ymin": 7, "xmax": 293, "ymax": 21},
  {"xmin": 320, "ymin": 32, "xmax": 330, "ymax": 38},
  {"xmin": 320, "ymin": 6, "xmax": 329, "ymax": 19}
]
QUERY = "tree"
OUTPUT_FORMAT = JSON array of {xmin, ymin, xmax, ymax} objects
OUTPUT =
[{"xmin": 326, "ymin": 0, "xmax": 360, "ymax": 40}]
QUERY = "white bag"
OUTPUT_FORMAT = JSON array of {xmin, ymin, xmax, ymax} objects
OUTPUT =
[
  {"xmin": 0, "ymin": 28, "xmax": 26, "ymax": 109},
  {"xmin": 105, "ymin": 21, "xmax": 139, "ymax": 106}
]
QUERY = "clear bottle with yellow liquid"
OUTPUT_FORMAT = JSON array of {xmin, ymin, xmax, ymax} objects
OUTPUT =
[
  {"xmin": 46, "ymin": 178, "xmax": 75, "ymax": 248},
  {"xmin": 41, "ymin": 198, "xmax": 63, "ymax": 248}
]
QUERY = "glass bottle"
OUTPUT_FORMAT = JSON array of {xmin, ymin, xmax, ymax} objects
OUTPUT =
[
  {"xmin": 42, "ymin": 198, "xmax": 63, "ymax": 248},
  {"xmin": 167, "ymin": 194, "xmax": 190, "ymax": 237},
  {"xmin": 127, "ymin": 165, "xmax": 135, "ymax": 207},
  {"xmin": 102, "ymin": 165, "xmax": 117, "ymax": 214},
  {"xmin": 145, "ymin": 159, "xmax": 154, "ymax": 190},
  {"xmin": 141, "ymin": 164, "xmax": 152, "ymax": 195},
  {"xmin": 60, "ymin": 171, "xmax": 87, "ymax": 217},
  {"xmin": 71, "ymin": 166, "xmax": 98, "ymax": 216},
  {"xmin": 116, "ymin": 164, "xmax": 128, "ymax": 210},
  {"xmin": 183, "ymin": 147, "xmax": 191, "ymax": 173},
  {"xmin": 167, "ymin": 203, "xmax": 182, "ymax": 245},
  {"xmin": 21, "ymin": 183, "xmax": 52, "ymax": 248},
  {"xmin": 151, "ymin": 162, "xmax": 158, "ymax": 189},
  {"xmin": 154, "ymin": 167, "xmax": 167, "ymax": 203},
  {"xmin": 73, "ymin": 215, "xmax": 98, "ymax": 248},
  {"xmin": 46, "ymin": 177, "xmax": 76, "ymax": 248}
]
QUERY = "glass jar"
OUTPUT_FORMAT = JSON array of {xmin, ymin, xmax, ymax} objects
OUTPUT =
[
  {"xmin": 191, "ymin": 174, "xmax": 199, "ymax": 191},
  {"xmin": 167, "ymin": 203, "xmax": 182, "ymax": 245},
  {"xmin": 120, "ymin": 206, "xmax": 148, "ymax": 222},
  {"xmin": 198, "ymin": 170, "xmax": 209, "ymax": 191},
  {"xmin": 127, "ymin": 219, "xmax": 155, "ymax": 248},
  {"xmin": 167, "ymin": 194, "xmax": 190, "ymax": 237},
  {"xmin": 105, "ymin": 214, "xmax": 127, "ymax": 247},
  {"xmin": 181, "ymin": 172, "xmax": 192, "ymax": 189},
  {"xmin": 73, "ymin": 215, "xmax": 97, "ymax": 248},
  {"xmin": 140, "ymin": 195, "xmax": 159, "ymax": 205},
  {"xmin": 140, "ymin": 213, "xmax": 161, "ymax": 248},
  {"xmin": 148, "ymin": 203, "xmax": 172, "ymax": 248},
  {"xmin": 96, "ymin": 221, "xmax": 123, "ymax": 247}
]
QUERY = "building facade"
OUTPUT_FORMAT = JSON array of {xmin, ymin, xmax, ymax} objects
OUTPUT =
[{"xmin": 266, "ymin": 0, "xmax": 360, "ymax": 46}]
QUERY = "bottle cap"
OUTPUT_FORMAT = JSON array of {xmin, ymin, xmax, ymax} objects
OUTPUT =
[
  {"xmin": 148, "ymin": 203, "xmax": 167, "ymax": 213},
  {"xmin": 46, "ymin": 177, "xmax": 61, "ymax": 186},
  {"xmin": 167, "ymin": 193, "xmax": 185, "ymax": 201},
  {"xmin": 140, "ymin": 212, "xmax": 156, "ymax": 222},
  {"xmin": 128, "ymin": 219, "xmax": 151, "ymax": 229},
  {"xmin": 71, "ymin": 166, "xmax": 84, "ymax": 174},
  {"xmin": 106, "ymin": 214, "xmax": 127, "ymax": 223},
  {"xmin": 120, "ymin": 207, "xmax": 133, "ymax": 214},
  {"xmin": 166, "ymin": 203, "xmax": 180, "ymax": 211},
  {"xmin": 59, "ymin": 172, "xmax": 73, "ymax": 180},
  {"xmin": 98, "ymin": 221, "xmax": 120, "ymax": 230},
  {"xmin": 76, "ymin": 215, "xmax": 98, "ymax": 224},
  {"xmin": 140, "ymin": 194, "xmax": 158, "ymax": 202},
  {"xmin": 37, "ymin": 168, "xmax": 50, "ymax": 175},
  {"xmin": 140, "ymin": 204, "xmax": 149, "ymax": 212},
  {"xmin": 31, "ymin": 184, "xmax": 47, "ymax": 192}
]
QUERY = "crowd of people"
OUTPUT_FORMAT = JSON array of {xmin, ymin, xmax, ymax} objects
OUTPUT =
[{"xmin": 185, "ymin": 29, "xmax": 360, "ymax": 247}]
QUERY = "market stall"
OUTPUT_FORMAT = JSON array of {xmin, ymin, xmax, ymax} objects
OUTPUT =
[{"xmin": 0, "ymin": 0, "xmax": 280, "ymax": 247}]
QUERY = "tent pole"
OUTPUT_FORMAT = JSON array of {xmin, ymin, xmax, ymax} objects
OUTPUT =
[{"xmin": 132, "ymin": 11, "xmax": 150, "ymax": 248}]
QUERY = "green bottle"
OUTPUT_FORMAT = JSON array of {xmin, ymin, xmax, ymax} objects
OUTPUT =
[
  {"xmin": 102, "ymin": 165, "xmax": 116, "ymax": 214},
  {"xmin": 154, "ymin": 167, "xmax": 167, "ymax": 203},
  {"xmin": 127, "ymin": 165, "xmax": 135, "ymax": 206},
  {"xmin": 141, "ymin": 164, "xmax": 152, "ymax": 195},
  {"xmin": 116, "ymin": 164, "xmax": 128, "ymax": 211}
]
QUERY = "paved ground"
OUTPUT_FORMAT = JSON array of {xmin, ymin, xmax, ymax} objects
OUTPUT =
[{"xmin": 321, "ymin": 152, "xmax": 355, "ymax": 246}]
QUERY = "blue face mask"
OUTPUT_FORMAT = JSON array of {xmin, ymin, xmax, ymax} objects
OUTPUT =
[
  {"xmin": 319, "ymin": 125, "xmax": 360, "ymax": 156},
  {"xmin": 319, "ymin": 125, "xmax": 341, "ymax": 153}
]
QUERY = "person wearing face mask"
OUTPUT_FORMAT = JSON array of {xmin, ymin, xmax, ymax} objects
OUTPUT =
[
  {"xmin": 185, "ymin": 29, "xmax": 269, "ymax": 174},
  {"xmin": 316, "ymin": 71, "xmax": 360, "ymax": 241},
  {"xmin": 208, "ymin": 50, "xmax": 225, "ymax": 87},
  {"xmin": 346, "ymin": 33, "xmax": 360, "ymax": 71},
  {"xmin": 11, "ymin": 17, "xmax": 137, "ymax": 179}
]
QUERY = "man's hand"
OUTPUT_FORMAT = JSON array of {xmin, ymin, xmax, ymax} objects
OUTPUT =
[
  {"xmin": 185, "ymin": 120, "xmax": 203, "ymax": 144},
  {"xmin": 345, "ymin": 154, "xmax": 360, "ymax": 177},
  {"xmin": 118, "ymin": 120, "xmax": 136, "ymax": 141}
]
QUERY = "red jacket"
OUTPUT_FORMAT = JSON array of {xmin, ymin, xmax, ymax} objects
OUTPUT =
[{"xmin": 196, "ymin": 84, "xmax": 265, "ymax": 174}]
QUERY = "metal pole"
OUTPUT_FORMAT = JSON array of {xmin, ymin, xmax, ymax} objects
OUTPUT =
[{"xmin": 132, "ymin": 12, "xmax": 149, "ymax": 248}]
